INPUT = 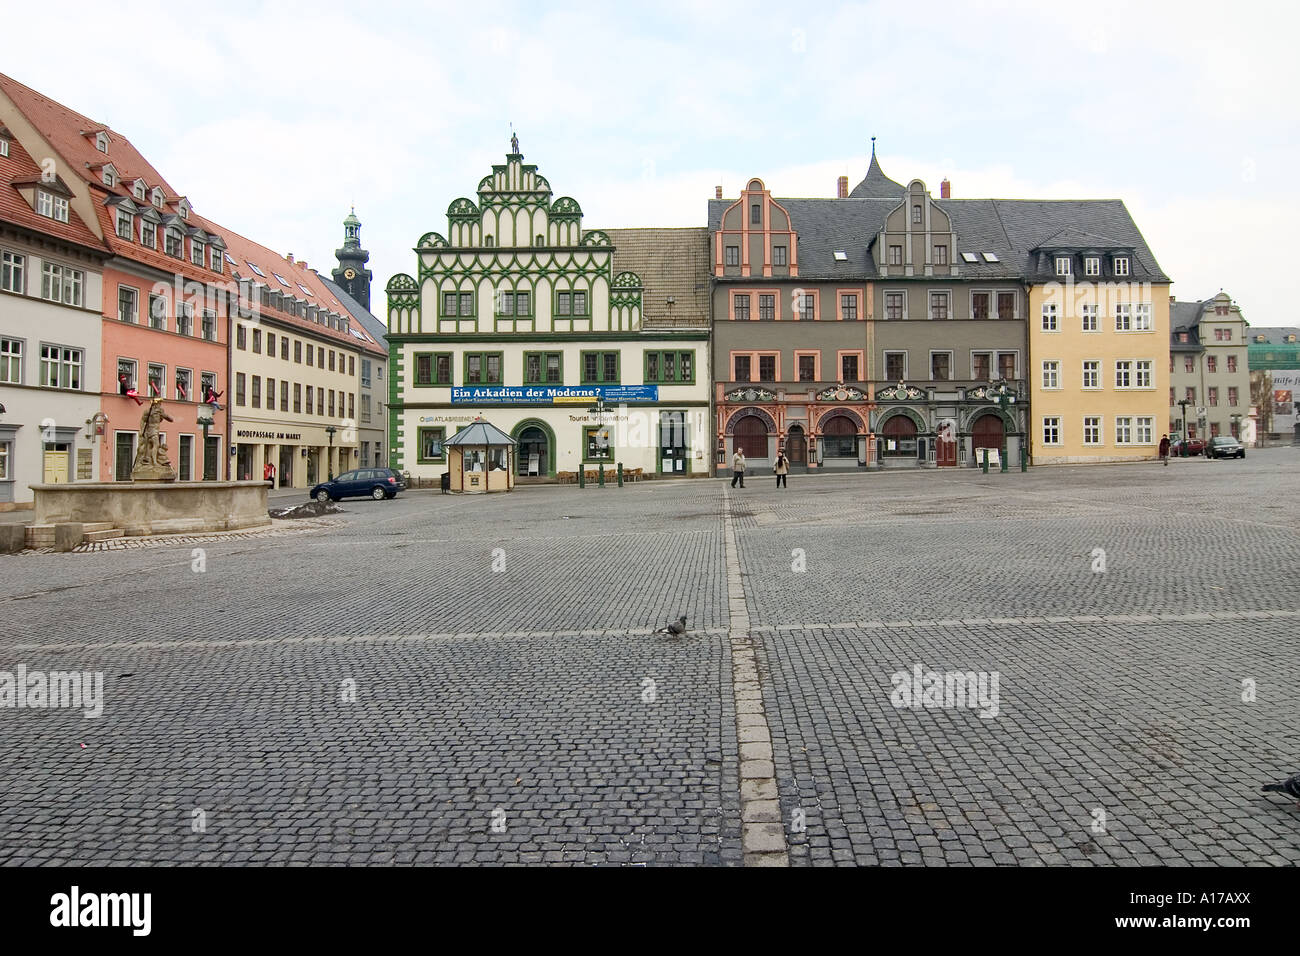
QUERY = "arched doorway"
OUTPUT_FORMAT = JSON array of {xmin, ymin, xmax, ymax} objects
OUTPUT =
[
  {"xmin": 821, "ymin": 415, "xmax": 858, "ymax": 460},
  {"xmin": 971, "ymin": 413, "xmax": 1005, "ymax": 459},
  {"xmin": 516, "ymin": 425, "xmax": 549, "ymax": 476},
  {"xmin": 786, "ymin": 424, "xmax": 806, "ymax": 466},
  {"xmin": 880, "ymin": 415, "xmax": 917, "ymax": 458},
  {"xmin": 734, "ymin": 416, "xmax": 769, "ymax": 460}
]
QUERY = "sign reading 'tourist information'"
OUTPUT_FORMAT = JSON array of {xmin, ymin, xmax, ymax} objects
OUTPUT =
[{"xmin": 450, "ymin": 385, "xmax": 659, "ymax": 405}]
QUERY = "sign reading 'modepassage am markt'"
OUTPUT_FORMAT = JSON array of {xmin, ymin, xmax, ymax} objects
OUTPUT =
[{"xmin": 450, "ymin": 385, "xmax": 660, "ymax": 405}]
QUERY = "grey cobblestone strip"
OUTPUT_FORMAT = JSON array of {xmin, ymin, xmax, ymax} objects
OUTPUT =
[
  {"xmin": 748, "ymin": 609, "xmax": 1300, "ymax": 632},
  {"xmin": 724, "ymin": 487, "xmax": 790, "ymax": 867}
]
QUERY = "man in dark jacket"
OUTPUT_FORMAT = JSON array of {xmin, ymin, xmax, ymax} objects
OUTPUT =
[{"xmin": 1159, "ymin": 434, "xmax": 1171, "ymax": 465}]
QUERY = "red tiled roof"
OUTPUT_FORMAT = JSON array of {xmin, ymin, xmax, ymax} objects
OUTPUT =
[
  {"xmin": 0, "ymin": 72, "xmax": 383, "ymax": 355},
  {"xmin": 0, "ymin": 134, "xmax": 105, "ymax": 252}
]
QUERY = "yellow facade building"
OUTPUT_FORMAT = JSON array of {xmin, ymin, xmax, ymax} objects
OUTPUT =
[{"xmin": 1023, "ymin": 222, "xmax": 1170, "ymax": 464}]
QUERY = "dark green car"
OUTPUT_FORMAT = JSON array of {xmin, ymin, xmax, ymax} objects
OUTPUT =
[{"xmin": 1206, "ymin": 437, "xmax": 1245, "ymax": 459}]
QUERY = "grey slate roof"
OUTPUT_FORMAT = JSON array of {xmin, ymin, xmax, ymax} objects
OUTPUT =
[
  {"xmin": 1246, "ymin": 327, "xmax": 1300, "ymax": 344},
  {"xmin": 316, "ymin": 272, "xmax": 389, "ymax": 350},
  {"xmin": 1171, "ymin": 298, "xmax": 1208, "ymax": 332},
  {"xmin": 444, "ymin": 419, "xmax": 516, "ymax": 446},
  {"xmin": 848, "ymin": 154, "xmax": 906, "ymax": 199}
]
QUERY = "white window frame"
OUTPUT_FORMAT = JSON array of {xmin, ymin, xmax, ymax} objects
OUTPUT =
[
  {"xmin": 0, "ymin": 138, "xmax": 8, "ymax": 158},
  {"xmin": 1115, "ymin": 360, "xmax": 1133, "ymax": 389},
  {"xmin": 191, "ymin": 239, "xmax": 204, "ymax": 266},
  {"xmin": 40, "ymin": 262, "xmax": 83, "ymax": 307},
  {"xmin": 1041, "ymin": 303, "xmax": 1058, "ymax": 332},
  {"xmin": 928, "ymin": 350, "xmax": 954, "ymax": 381},
  {"xmin": 0, "ymin": 336, "xmax": 23, "ymax": 384},
  {"xmin": 42, "ymin": 343, "xmax": 83, "ymax": 390},
  {"xmin": 146, "ymin": 362, "xmax": 166, "ymax": 399},
  {"xmin": 1081, "ymin": 360, "xmax": 1100, "ymax": 389},
  {"xmin": 883, "ymin": 350, "xmax": 909, "ymax": 381},
  {"xmin": 970, "ymin": 350, "xmax": 994, "ymax": 381},
  {"xmin": 210, "ymin": 247, "xmax": 223, "ymax": 273},
  {"xmin": 884, "ymin": 290, "xmax": 906, "ymax": 321},
  {"xmin": 1133, "ymin": 303, "xmax": 1152, "ymax": 331},
  {"xmin": 1113, "ymin": 256, "xmax": 1130, "ymax": 277},
  {"xmin": 1, "ymin": 249, "xmax": 25, "ymax": 294},
  {"xmin": 1115, "ymin": 304, "xmax": 1133, "ymax": 331},
  {"xmin": 133, "ymin": 180, "xmax": 146, "ymax": 201},
  {"xmin": 118, "ymin": 285, "xmax": 139, "ymax": 324},
  {"xmin": 175, "ymin": 367, "xmax": 193, "ymax": 401},
  {"xmin": 1084, "ymin": 257, "xmax": 1100, "ymax": 277},
  {"xmin": 1041, "ymin": 360, "xmax": 1060, "ymax": 390},
  {"xmin": 1134, "ymin": 360, "xmax": 1153, "ymax": 388},
  {"xmin": 1042, "ymin": 416, "xmax": 1062, "ymax": 446},
  {"xmin": 1135, "ymin": 416, "xmax": 1153, "ymax": 444},
  {"xmin": 152, "ymin": 187, "xmax": 164, "ymax": 208},
  {"xmin": 115, "ymin": 207, "xmax": 133, "ymax": 239},
  {"xmin": 141, "ymin": 220, "xmax": 157, "ymax": 249},
  {"xmin": 928, "ymin": 290, "xmax": 950, "ymax": 321},
  {"xmin": 1081, "ymin": 303, "xmax": 1099, "ymax": 332},
  {"xmin": 1082, "ymin": 416, "xmax": 1102, "ymax": 446},
  {"xmin": 1115, "ymin": 416, "xmax": 1133, "ymax": 445},
  {"xmin": 1055, "ymin": 256, "xmax": 1071, "ymax": 276}
]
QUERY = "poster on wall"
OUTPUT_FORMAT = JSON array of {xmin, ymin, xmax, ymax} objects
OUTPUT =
[{"xmin": 1271, "ymin": 370, "xmax": 1300, "ymax": 434}]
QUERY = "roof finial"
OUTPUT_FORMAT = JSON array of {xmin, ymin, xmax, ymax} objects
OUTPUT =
[
  {"xmin": 871, "ymin": 136, "xmax": 876, "ymax": 157},
  {"xmin": 510, "ymin": 121, "xmax": 519, "ymax": 155}
]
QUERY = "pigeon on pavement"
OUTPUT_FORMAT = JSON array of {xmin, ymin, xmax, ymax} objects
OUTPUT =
[
  {"xmin": 654, "ymin": 615, "xmax": 688, "ymax": 637},
  {"xmin": 1262, "ymin": 772, "xmax": 1300, "ymax": 806}
]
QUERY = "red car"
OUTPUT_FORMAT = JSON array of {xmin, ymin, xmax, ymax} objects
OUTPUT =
[{"xmin": 1170, "ymin": 437, "xmax": 1207, "ymax": 456}]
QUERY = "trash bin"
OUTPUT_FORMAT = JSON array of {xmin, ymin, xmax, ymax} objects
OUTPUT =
[{"xmin": 440, "ymin": 472, "xmax": 450, "ymax": 494}]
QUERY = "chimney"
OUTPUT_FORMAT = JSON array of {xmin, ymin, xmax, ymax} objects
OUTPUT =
[
  {"xmin": 286, "ymin": 253, "xmax": 295, "ymax": 263},
  {"xmin": 715, "ymin": 185, "xmax": 722, "ymax": 199},
  {"xmin": 837, "ymin": 175, "xmax": 848, "ymax": 199},
  {"xmin": 940, "ymin": 179, "xmax": 951, "ymax": 199}
]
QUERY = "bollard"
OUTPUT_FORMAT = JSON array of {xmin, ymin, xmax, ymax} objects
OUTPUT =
[
  {"xmin": 1020, "ymin": 443, "xmax": 1027, "ymax": 472},
  {"xmin": 578, "ymin": 467, "xmax": 585, "ymax": 488},
  {"xmin": 1000, "ymin": 448, "xmax": 1008, "ymax": 473},
  {"xmin": 981, "ymin": 448, "xmax": 989, "ymax": 474},
  {"xmin": 598, "ymin": 463, "xmax": 605, "ymax": 487},
  {"xmin": 617, "ymin": 463, "xmax": 623, "ymax": 487}
]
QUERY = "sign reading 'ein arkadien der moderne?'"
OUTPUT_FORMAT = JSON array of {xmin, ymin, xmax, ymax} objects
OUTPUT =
[{"xmin": 450, "ymin": 385, "xmax": 659, "ymax": 405}]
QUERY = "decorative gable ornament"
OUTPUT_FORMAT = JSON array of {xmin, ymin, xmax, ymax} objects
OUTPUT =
[
  {"xmin": 877, "ymin": 384, "xmax": 922, "ymax": 401},
  {"xmin": 725, "ymin": 386, "xmax": 777, "ymax": 403},
  {"xmin": 817, "ymin": 384, "xmax": 865, "ymax": 402}
]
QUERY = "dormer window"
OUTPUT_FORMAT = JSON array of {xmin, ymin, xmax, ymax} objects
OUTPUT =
[
  {"xmin": 140, "ymin": 219, "xmax": 157, "ymax": 249},
  {"xmin": 1084, "ymin": 257, "xmax": 1100, "ymax": 276},
  {"xmin": 151, "ymin": 187, "xmax": 164, "ymax": 208},
  {"xmin": 115, "ymin": 207, "xmax": 133, "ymax": 240},
  {"xmin": 178, "ymin": 199, "xmax": 190, "ymax": 220},
  {"xmin": 95, "ymin": 131, "xmax": 109, "ymax": 153},
  {"xmin": 191, "ymin": 239, "xmax": 205, "ymax": 266},
  {"xmin": 165, "ymin": 227, "xmax": 183, "ymax": 258},
  {"xmin": 102, "ymin": 166, "xmax": 117, "ymax": 187},
  {"xmin": 1055, "ymin": 256, "xmax": 1072, "ymax": 276},
  {"xmin": 210, "ymin": 247, "xmax": 223, "ymax": 273},
  {"xmin": 37, "ymin": 191, "xmax": 69, "ymax": 223},
  {"xmin": 1113, "ymin": 256, "xmax": 1130, "ymax": 276},
  {"xmin": 133, "ymin": 180, "xmax": 146, "ymax": 201},
  {"xmin": 0, "ymin": 136, "xmax": 8, "ymax": 158}
]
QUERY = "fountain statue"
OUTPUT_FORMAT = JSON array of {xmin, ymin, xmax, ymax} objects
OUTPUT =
[{"xmin": 130, "ymin": 399, "xmax": 177, "ymax": 481}]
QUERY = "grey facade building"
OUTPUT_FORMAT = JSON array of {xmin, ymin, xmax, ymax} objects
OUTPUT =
[
  {"xmin": 1169, "ymin": 292, "xmax": 1250, "ymax": 441},
  {"xmin": 316, "ymin": 271, "xmax": 387, "ymax": 468}
]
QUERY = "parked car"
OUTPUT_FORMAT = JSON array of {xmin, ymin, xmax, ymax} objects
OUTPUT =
[
  {"xmin": 311, "ymin": 467, "xmax": 401, "ymax": 502},
  {"xmin": 1206, "ymin": 436, "xmax": 1246, "ymax": 459},
  {"xmin": 1170, "ymin": 437, "xmax": 1207, "ymax": 456}
]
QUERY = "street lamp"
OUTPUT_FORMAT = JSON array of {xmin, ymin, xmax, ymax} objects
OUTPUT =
[
  {"xmin": 1230, "ymin": 412, "xmax": 1242, "ymax": 442},
  {"xmin": 1176, "ymin": 398, "xmax": 1192, "ymax": 442},
  {"xmin": 325, "ymin": 425, "xmax": 337, "ymax": 480},
  {"xmin": 196, "ymin": 409, "xmax": 214, "ymax": 481},
  {"xmin": 985, "ymin": 378, "xmax": 1020, "ymax": 471}
]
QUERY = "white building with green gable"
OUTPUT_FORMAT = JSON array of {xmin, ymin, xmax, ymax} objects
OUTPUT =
[{"xmin": 386, "ymin": 143, "xmax": 710, "ymax": 483}]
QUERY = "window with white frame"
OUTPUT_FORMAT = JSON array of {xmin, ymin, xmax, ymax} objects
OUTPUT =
[
  {"xmin": 210, "ymin": 247, "xmax": 223, "ymax": 272},
  {"xmin": 176, "ymin": 301, "xmax": 193, "ymax": 336},
  {"xmin": 175, "ymin": 367, "xmax": 192, "ymax": 401},
  {"xmin": 1115, "ymin": 304, "xmax": 1133, "ymax": 331},
  {"xmin": 37, "ymin": 191, "xmax": 69, "ymax": 223},
  {"xmin": 0, "ymin": 138, "xmax": 8, "ymax": 158},
  {"xmin": 41, "ymin": 344, "xmax": 82, "ymax": 389},
  {"xmin": 1082, "ymin": 360, "xmax": 1099, "ymax": 389},
  {"xmin": 115, "ymin": 208, "xmax": 133, "ymax": 239},
  {"xmin": 1115, "ymin": 416, "xmax": 1133, "ymax": 444},
  {"xmin": 1055, "ymin": 256, "xmax": 1071, "ymax": 276},
  {"xmin": 930, "ymin": 292, "xmax": 949, "ymax": 320},
  {"xmin": 191, "ymin": 239, "xmax": 204, "ymax": 266},
  {"xmin": 147, "ymin": 362, "xmax": 165, "ymax": 399},
  {"xmin": 0, "ymin": 440, "xmax": 9, "ymax": 480},
  {"xmin": 0, "ymin": 337, "xmax": 21, "ymax": 384},
  {"xmin": 0, "ymin": 250, "xmax": 24, "ymax": 294},
  {"xmin": 1041, "ymin": 360, "xmax": 1060, "ymax": 389},
  {"xmin": 1113, "ymin": 256, "xmax": 1130, "ymax": 276},
  {"xmin": 140, "ymin": 220, "xmax": 157, "ymax": 249},
  {"xmin": 1084, "ymin": 257, "xmax": 1100, "ymax": 276},
  {"xmin": 152, "ymin": 187, "xmax": 164, "ymax": 208},
  {"xmin": 1134, "ymin": 360, "xmax": 1152, "ymax": 388},
  {"xmin": 40, "ymin": 262, "xmax": 83, "ymax": 306},
  {"xmin": 118, "ymin": 286, "xmax": 138, "ymax": 323},
  {"xmin": 1041, "ymin": 303, "xmax": 1058, "ymax": 331},
  {"xmin": 133, "ymin": 180, "xmax": 146, "ymax": 201},
  {"xmin": 1115, "ymin": 360, "xmax": 1133, "ymax": 388},
  {"xmin": 1042, "ymin": 417, "xmax": 1061, "ymax": 445},
  {"xmin": 1081, "ymin": 303, "xmax": 1099, "ymax": 331},
  {"xmin": 1082, "ymin": 416, "xmax": 1101, "ymax": 445},
  {"xmin": 165, "ymin": 227, "xmax": 183, "ymax": 258},
  {"xmin": 1134, "ymin": 303, "xmax": 1152, "ymax": 331},
  {"xmin": 1135, "ymin": 417, "xmax": 1153, "ymax": 443}
]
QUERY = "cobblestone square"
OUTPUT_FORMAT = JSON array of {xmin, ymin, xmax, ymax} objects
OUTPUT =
[{"xmin": 1, "ymin": 451, "xmax": 1297, "ymax": 865}]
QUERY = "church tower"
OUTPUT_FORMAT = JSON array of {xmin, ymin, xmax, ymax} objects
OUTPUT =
[{"xmin": 332, "ymin": 207, "xmax": 373, "ymax": 309}]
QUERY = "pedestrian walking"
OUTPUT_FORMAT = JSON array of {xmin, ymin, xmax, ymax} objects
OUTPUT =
[
  {"xmin": 1159, "ymin": 433, "xmax": 1170, "ymax": 466},
  {"xmin": 264, "ymin": 460, "xmax": 275, "ymax": 484},
  {"xmin": 774, "ymin": 451, "xmax": 789, "ymax": 488},
  {"xmin": 730, "ymin": 450, "xmax": 746, "ymax": 488}
]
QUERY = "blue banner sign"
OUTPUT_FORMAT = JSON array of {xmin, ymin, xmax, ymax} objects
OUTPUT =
[{"xmin": 450, "ymin": 385, "xmax": 660, "ymax": 405}]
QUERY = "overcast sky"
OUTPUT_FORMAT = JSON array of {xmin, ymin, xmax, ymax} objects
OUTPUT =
[{"xmin": 8, "ymin": 0, "xmax": 1297, "ymax": 320}]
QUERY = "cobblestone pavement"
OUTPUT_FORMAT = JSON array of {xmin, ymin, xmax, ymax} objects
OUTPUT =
[{"xmin": 0, "ymin": 449, "xmax": 1296, "ymax": 865}]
